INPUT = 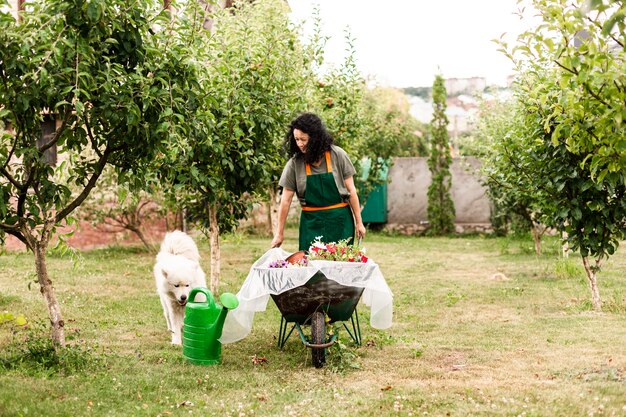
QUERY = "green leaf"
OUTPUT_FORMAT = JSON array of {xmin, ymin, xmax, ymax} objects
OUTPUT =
[{"xmin": 14, "ymin": 315, "xmax": 27, "ymax": 326}]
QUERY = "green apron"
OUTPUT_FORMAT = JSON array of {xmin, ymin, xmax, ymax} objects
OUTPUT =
[{"xmin": 299, "ymin": 151, "xmax": 355, "ymax": 251}]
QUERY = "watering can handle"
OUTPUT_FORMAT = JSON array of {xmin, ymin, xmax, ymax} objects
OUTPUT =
[{"xmin": 188, "ymin": 287, "xmax": 214, "ymax": 305}]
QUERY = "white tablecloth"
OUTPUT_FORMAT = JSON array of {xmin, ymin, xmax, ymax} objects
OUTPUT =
[{"xmin": 220, "ymin": 248, "xmax": 393, "ymax": 344}]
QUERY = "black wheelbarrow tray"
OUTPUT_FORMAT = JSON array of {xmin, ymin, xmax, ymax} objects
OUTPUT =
[{"xmin": 271, "ymin": 271, "xmax": 365, "ymax": 368}]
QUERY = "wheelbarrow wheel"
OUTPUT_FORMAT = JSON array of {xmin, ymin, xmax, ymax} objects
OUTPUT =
[{"xmin": 311, "ymin": 311, "xmax": 326, "ymax": 368}]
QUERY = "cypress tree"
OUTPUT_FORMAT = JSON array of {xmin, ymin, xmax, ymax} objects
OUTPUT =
[{"xmin": 426, "ymin": 75, "xmax": 455, "ymax": 235}]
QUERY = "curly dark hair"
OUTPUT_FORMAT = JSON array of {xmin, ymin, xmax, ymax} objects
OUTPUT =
[{"xmin": 284, "ymin": 112, "xmax": 334, "ymax": 165}]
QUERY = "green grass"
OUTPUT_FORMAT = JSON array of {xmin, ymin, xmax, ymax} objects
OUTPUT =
[{"xmin": 1, "ymin": 230, "xmax": 626, "ymax": 416}]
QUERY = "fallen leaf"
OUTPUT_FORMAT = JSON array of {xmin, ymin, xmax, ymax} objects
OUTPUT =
[
  {"xmin": 381, "ymin": 385, "xmax": 392, "ymax": 391},
  {"xmin": 251, "ymin": 355, "xmax": 267, "ymax": 365}
]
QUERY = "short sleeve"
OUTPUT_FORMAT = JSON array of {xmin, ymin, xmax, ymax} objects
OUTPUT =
[
  {"xmin": 278, "ymin": 158, "xmax": 297, "ymax": 191},
  {"xmin": 333, "ymin": 146, "xmax": 356, "ymax": 179}
]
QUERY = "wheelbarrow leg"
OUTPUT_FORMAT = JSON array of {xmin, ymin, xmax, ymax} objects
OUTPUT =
[
  {"xmin": 278, "ymin": 316, "xmax": 286, "ymax": 348},
  {"xmin": 342, "ymin": 306, "xmax": 362, "ymax": 346},
  {"xmin": 278, "ymin": 316, "xmax": 297, "ymax": 349}
]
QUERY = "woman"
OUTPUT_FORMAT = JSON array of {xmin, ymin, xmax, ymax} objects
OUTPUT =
[{"xmin": 271, "ymin": 113, "xmax": 366, "ymax": 251}]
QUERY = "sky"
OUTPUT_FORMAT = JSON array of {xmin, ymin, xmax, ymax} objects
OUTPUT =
[{"xmin": 288, "ymin": 0, "xmax": 537, "ymax": 88}]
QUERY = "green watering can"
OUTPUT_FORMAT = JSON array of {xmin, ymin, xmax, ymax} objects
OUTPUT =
[{"xmin": 182, "ymin": 287, "xmax": 239, "ymax": 365}]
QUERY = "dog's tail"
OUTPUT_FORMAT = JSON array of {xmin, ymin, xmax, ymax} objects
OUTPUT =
[{"xmin": 159, "ymin": 230, "xmax": 201, "ymax": 262}]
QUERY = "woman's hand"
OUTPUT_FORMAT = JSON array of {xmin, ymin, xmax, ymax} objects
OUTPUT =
[
  {"xmin": 344, "ymin": 176, "xmax": 366, "ymax": 241},
  {"xmin": 272, "ymin": 188, "xmax": 294, "ymax": 248},
  {"xmin": 271, "ymin": 233, "xmax": 283, "ymax": 248},
  {"xmin": 356, "ymin": 222, "xmax": 366, "ymax": 240}
]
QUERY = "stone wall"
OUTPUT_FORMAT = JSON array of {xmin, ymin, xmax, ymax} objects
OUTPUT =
[{"xmin": 384, "ymin": 156, "xmax": 492, "ymax": 233}]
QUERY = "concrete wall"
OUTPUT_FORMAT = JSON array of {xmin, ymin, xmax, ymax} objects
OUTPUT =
[{"xmin": 386, "ymin": 157, "xmax": 491, "ymax": 229}]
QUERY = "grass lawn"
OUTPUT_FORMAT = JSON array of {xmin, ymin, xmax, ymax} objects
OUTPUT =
[{"xmin": 1, "ymin": 229, "xmax": 625, "ymax": 417}]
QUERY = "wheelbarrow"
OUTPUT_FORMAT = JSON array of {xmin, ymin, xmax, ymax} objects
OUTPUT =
[{"xmin": 271, "ymin": 271, "xmax": 364, "ymax": 368}]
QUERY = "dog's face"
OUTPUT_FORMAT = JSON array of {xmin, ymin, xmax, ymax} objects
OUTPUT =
[{"xmin": 159, "ymin": 261, "xmax": 203, "ymax": 306}]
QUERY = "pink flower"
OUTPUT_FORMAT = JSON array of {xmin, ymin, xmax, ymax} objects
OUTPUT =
[{"xmin": 326, "ymin": 243, "xmax": 337, "ymax": 253}]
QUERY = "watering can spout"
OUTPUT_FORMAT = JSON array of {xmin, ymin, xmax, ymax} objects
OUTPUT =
[
  {"xmin": 182, "ymin": 288, "xmax": 239, "ymax": 365},
  {"xmin": 214, "ymin": 292, "xmax": 239, "ymax": 336}
]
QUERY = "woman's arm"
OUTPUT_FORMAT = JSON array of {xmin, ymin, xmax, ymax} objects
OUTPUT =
[
  {"xmin": 343, "ymin": 176, "xmax": 366, "ymax": 240},
  {"xmin": 271, "ymin": 188, "xmax": 295, "ymax": 248}
]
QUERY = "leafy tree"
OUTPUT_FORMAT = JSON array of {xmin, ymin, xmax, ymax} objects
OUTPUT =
[
  {"xmin": 0, "ymin": 0, "xmax": 203, "ymax": 345},
  {"xmin": 309, "ymin": 31, "xmax": 413, "ymax": 203},
  {"xmin": 311, "ymin": 31, "xmax": 365, "ymax": 159},
  {"xmin": 356, "ymin": 86, "xmax": 426, "ymax": 202},
  {"xmin": 426, "ymin": 75, "xmax": 455, "ymax": 235},
  {"xmin": 361, "ymin": 87, "xmax": 426, "ymax": 152},
  {"xmin": 158, "ymin": 0, "xmax": 312, "ymax": 292},
  {"xmin": 498, "ymin": 0, "xmax": 626, "ymax": 309},
  {"xmin": 471, "ymin": 99, "xmax": 550, "ymax": 253}
]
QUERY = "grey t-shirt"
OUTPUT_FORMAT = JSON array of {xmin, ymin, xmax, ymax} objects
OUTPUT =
[{"xmin": 278, "ymin": 145, "xmax": 356, "ymax": 204}]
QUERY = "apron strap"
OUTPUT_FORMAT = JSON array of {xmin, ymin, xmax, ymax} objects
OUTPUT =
[{"xmin": 305, "ymin": 151, "xmax": 332, "ymax": 176}]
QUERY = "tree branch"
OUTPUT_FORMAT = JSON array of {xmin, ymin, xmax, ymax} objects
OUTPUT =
[
  {"xmin": 16, "ymin": 161, "xmax": 37, "ymax": 218},
  {"xmin": 554, "ymin": 59, "xmax": 612, "ymax": 107},
  {"xmin": 39, "ymin": 111, "xmax": 72, "ymax": 153},
  {"xmin": 2, "ymin": 122, "xmax": 19, "ymax": 171},
  {"xmin": 585, "ymin": 16, "xmax": 624, "ymax": 48},
  {"xmin": 0, "ymin": 166, "xmax": 22, "ymax": 189},
  {"xmin": 84, "ymin": 116, "xmax": 104, "ymax": 158},
  {"xmin": 0, "ymin": 223, "xmax": 29, "ymax": 249},
  {"xmin": 554, "ymin": 59, "xmax": 578, "ymax": 75},
  {"xmin": 55, "ymin": 146, "xmax": 112, "ymax": 223}
]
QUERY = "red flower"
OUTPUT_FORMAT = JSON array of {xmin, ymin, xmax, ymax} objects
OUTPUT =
[
  {"xmin": 361, "ymin": 255, "xmax": 368, "ymax": 263},
  {"xmin": 326, "ymin": 243, "xmax": 337, "ymax": 253}
]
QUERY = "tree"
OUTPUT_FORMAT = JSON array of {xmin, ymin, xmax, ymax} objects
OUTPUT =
[
  {"xmin": 0, "ymin": 0, "xmax": 203, "ymax": 345},
  {"xmin": 471, "ymin": 99, "xmax": 550, "ymax": 253},
  {"xmin": 498, "ymin": 0, "xmax": 626, "ymax": 309},
  {"xmin": 308, "ymin": 31, "xmax": 413, "ymax": 204},
  {"xmin": 426, "ymin": 75, "xmax": 455, "ymax": 235},
  {"xmin": 158, "ymin": 0, "xmax": 312, "ymax": 293}
]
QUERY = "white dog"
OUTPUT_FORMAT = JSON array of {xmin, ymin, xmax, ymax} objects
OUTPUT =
[{"xmin": 154, "ymin": 231, "xmax": 207, "ymax": 345}]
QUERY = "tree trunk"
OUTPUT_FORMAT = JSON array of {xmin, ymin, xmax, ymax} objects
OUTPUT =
[
  {"xmin": 33, "ymin": 240, "xmax": 65, "ymax": 347},
  {"xmin": 530, "ymin": 225, "xmax": 542, "ymax": 256},
  {"xmin": 267, "ymin": 187, "xmax": 279, "ymax": 236},
  {"xmin": 208, "ymin": 202, "xmax": 220, "ymax": 294},
  {"xmin": 582, "ymin": 256, "xmax": 602, "ymax": 311},
  {"xmin": 127, "ymin": 226, "xmax": 155, "ymax": 253}
]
